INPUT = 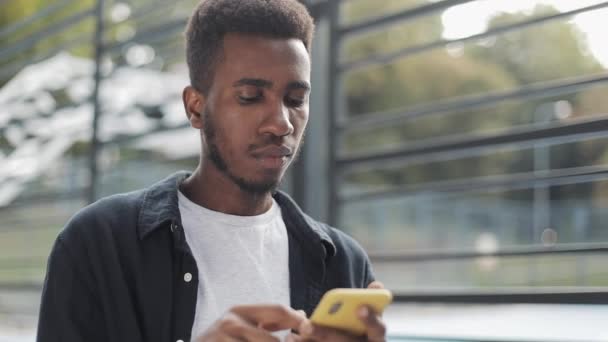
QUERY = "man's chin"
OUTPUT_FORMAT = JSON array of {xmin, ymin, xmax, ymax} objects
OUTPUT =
[{"xmin": 232, "ymin": 175, "xmax": 282, "ymax": 195}]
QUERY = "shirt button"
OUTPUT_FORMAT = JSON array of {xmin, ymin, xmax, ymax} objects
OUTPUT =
[{"xmin": 184, "ymin": 272, "xmax": 193, "ymax": 283}]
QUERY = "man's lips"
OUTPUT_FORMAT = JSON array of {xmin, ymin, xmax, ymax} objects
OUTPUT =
[
  {"xmin": 251, "ymin": 145, "xmax": 293, "ymax": 169},
  {"xmin": 251, "ymin": 145, "xmax": 293, "ymax": 158}
]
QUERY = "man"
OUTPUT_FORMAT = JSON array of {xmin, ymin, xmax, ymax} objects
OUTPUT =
[{"xmin": 37, "ymin": 0, "xmax": 386, "ymax": 341}]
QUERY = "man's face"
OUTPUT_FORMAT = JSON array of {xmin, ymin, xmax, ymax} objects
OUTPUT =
[{"xmin": 198, "ymin": 33, "xmax": 311, "ymax": 194}]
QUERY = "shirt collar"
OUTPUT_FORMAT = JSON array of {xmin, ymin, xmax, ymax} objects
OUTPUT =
[
  {"xmin": 273, "ymin": 191, "xmax": 336, "ymax": 258},
  {"xmin": 137, "ymin": 171, "xmax": 189, "ymax": 239},
  {"xmin": 137, "ymin": 171, "xmax": 337, "ymax": 258}
]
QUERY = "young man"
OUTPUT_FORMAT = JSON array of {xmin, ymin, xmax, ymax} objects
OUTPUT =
[{"xmin": 37, "ymin": 1, "xmax": 386, "ymax": 341}]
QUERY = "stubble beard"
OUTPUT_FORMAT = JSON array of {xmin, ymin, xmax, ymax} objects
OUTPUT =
[{"xmin": 202, "ymin": 109, "xmax": 302, "ymax": 195}]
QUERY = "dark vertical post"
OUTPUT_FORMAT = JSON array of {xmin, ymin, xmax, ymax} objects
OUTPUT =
[
  {"xmin": 288, "ymin": 1, "xmax": 336, "ymax": 223},
  {"xmin": 327, "ymin": 0, "xmax": 340, "ymax": 226},
  {"xmin": 289, "ymin": 2, "xmax": 333, "ymax": 222},
  {"xmin": 87, "ymin": 0, "xmax": 105, "ymax": 204}
]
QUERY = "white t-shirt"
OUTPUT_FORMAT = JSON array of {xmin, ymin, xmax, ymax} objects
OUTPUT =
[{"xmin": 178, "ymin": 191, "xmax": 291, "ymax": 340}]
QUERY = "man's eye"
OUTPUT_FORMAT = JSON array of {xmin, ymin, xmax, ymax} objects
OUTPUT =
[
  {"xmin": 285, "ymin": 97, "xmax": 305, "ymax": 108},
  {"xmin": 238, "ymin": 95, "xmax": 261, "ymax": 104}
]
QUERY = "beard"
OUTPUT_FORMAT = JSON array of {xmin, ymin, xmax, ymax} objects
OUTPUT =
[{"xmin": 202, "ymin": 108, "xmax": 301, "ymax": 195}]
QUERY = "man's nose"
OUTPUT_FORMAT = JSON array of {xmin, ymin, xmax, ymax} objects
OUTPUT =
[{"xmin": 259, "ymin": 101, "xmax": 294, "ymax": 137}]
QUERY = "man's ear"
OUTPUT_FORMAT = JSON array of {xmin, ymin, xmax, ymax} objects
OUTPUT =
[{"xmin": 182, "ymin": 85, "xmax": 205, "ymax": 129}]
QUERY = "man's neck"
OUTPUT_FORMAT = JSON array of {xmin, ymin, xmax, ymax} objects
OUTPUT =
[{"xmin": 179, "ymin": 166, "xmax": 273, "ymax": 216}]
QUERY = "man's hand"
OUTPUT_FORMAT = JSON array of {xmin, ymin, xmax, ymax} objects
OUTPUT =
[
  {"xmin": 290, "ymin": 281, "xmax": 387, "ymax": 342},
  {"xmin": 195, "ymin": 304, "xmax": 307, "ymax": 342}
]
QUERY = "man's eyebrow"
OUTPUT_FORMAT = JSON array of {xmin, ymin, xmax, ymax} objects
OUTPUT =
[
  {"xmin": 287, "ymin": 81, "xmax": 311, "ymax": 91},
  {"xmin": 233, "ymin": 78, "xmax": 273, "ymax": 88}
]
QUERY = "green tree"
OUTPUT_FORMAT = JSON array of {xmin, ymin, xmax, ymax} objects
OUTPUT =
[
  {"xmin": 466, "ymin": 5, "xmax": 608, "ymax": 206},
  {"xmin": 340, "ymin": 1, "xmax": 606, "ymax": 197},
  {"xmin": 341, "ymin": 0, "xmax": 517, "ymax": 161},
  {"xmin": 0, "ymin": 0, "xmax": 95, "ymax": 85},
  {"xmin": 466, "ymin": 5, "xmax": 603, "ymax": 85}
]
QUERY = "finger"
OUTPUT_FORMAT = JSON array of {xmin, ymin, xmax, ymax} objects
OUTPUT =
[
  {"xmin": 298, "ymin": 320, "xmax": 313, "ymax": 337},
  {"xmin": 196, "ymin": 335, "xmax": 241, "ymax": 342},
  {"xmin": 231, "ymin": 304, "xmax": 307, "ymax": 332},
  {"xmin": 218, "ymin": 313, "xmax": 280, "ymax": 342},
  {"xmin": 301, "ymin": 323, "xmax": 362, "ymax": 342},
  {"xmin": 365, "ymin": 282, "xmax": 387, "ymax": 319},
  {"xmin": 194, "ymin": 327, "xmax": 242, "ymax": 342},
  {"xmin": 285, "ymin": 332, "xmax": 306, "ymax": 342},
  {"xmin": 218, "ymin": 335, "xmax": 242, "ymax": 342},
  {"xmin": 358, "ymin": 306, "xmax": 387, "ymax": 342},
  {"xmin": 367, "ymin": 281, "xmax": 384, "ymax": 289},
  {"xmin": 292, "ymin": 310, "xmax": 308, "ymax": 333}
]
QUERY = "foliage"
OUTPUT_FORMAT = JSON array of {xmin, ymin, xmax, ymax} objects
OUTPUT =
[
  {"xmin": 341, "ymin": 1, "xmax": 607, "ymax": 196},
  {"xmin": 0, "ymin": 0, "xmax": 95, "ymax": 85}
]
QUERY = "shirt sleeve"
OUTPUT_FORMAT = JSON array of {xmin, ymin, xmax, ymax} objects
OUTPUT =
[
  {"xmin": 363, "ymin": 252, "xmax": 377, "ymax": 287},
  {"xmin": 36, "ymin": 236, "xmax": 103, "ymax": 342}
]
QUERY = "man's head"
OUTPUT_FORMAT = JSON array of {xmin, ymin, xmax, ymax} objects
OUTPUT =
[
  {"xmin": 185, "ymin": 0, "xmax": 314, "ymax": 94},
  {"xmin": 183, "ymin": 0, "xmax": 314, "ymax": 196}
]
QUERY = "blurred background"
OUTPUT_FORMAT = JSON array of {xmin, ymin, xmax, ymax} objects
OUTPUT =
[{"xmin": 1, "ymin": 0, "xmax": 607, "ymax": 341}]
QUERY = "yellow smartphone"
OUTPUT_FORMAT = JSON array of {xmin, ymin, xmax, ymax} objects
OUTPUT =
[{"xmin": 310, "ymin": 288, "xmax": 393, "ymax": 336}]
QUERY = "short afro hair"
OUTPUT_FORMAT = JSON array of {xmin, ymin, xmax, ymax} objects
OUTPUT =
[{"xmin": 185, "ymin": 0, "xmax": 315, "ymax": 94}]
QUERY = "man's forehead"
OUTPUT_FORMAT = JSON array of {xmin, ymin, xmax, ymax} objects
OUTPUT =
[
  {"xmin": 221, "ymin": 33, "xmax": 309, "ymax": 58},
  {"xmin": 232, "ymin": 78, "xmax": 311, "ymax": 91},
  {"xmin": 215, "ymin": 34, "xmax": 311, "ymax": 82}
]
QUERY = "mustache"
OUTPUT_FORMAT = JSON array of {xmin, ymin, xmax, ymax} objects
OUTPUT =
[
  {"xmin": 248, "ymin": 132, "xmax": 306, "ymax": 160},
  {"xmin": 250, "ymin": 144, "xmax": 293, "ymax": 157},
  {"xmin": 247, "ymin": 136, "xmax": 293, "ymax": 153}
]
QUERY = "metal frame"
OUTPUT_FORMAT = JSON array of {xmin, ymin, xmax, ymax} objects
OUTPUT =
[
  {"xmin": 392, "ymin": 288, "xmax": 608, "ymax": 304},
  {"xmin": 341, "ymin": 2, "xmax": 608, "ymax": 72},
  {"xmin": 322, "ymin": 0, "xmax": 608, "ymax": 219},
  {"xmin": 0, "ymin": 0, "xmax": 75, "ymax": 40},
  {"xmin": 370, "ymin": 242, "xmax": 608, "ymax": 262},
  {"xmin": 342, "ymin": 73, "xmax": 608, "ymax": 132},
  {"xmin": 0, "ymin": 7, "xmax": 96, "ymax": 63},
  {"xmin": 339, "ymin": 0, "xmax": 476, "ymax": 37},
  {"xmin": 313, "ymin": 0, "xmax": 608, "ymax": 304},
  {"xmin": 339, "ymin": 114, "xmax": 608, "ymax": 170}
]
